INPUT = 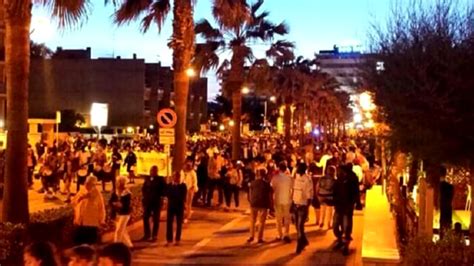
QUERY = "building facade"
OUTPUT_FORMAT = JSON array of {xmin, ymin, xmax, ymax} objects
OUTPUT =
[
  {"xmin": 29, "ymin": 47, "xmax": 207, "ymax": 132},
  {"xmin": 29, "ymin": 48, "xmax": 145, "ymax": 127},
  {"xmin": 316, "ymin": 45, "xmax": 367, "ymax": 92},
  {"xmin": 145, "ymin": 62, "xmax": 207, "ymax": 133}
]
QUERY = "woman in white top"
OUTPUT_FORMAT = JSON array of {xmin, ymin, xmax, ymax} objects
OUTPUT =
[{"xmin": 181, "ymin": 159, "xmax": 198, "ymax": 223}]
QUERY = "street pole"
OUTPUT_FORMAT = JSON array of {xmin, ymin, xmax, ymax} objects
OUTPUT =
[{"xmin": 264, "ymin": 100, "xmax": 268, "ymax": 128}]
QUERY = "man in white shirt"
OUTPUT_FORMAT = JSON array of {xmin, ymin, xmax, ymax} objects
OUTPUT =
[
  {"xmin": 293, "ymin": 163, "xmax": 314, "ymax": 254},
  {"xmin": 271, "ymin": 162, "xmax": 293, "ymax": 243}
]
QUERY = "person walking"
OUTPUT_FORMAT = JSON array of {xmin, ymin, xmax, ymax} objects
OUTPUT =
[
  {"xmin": 141, "ymin": 166, "xmax": 166, "ymax": 242},
  {"xmin": 166, "ymin": 171, "xmax": 187, "ymax": 246},
  {"xmin": 110, "ymin": 177, "xmax": 133, "ymax": 248},
  {"xmin": 247, "ymin": 169, "xmax": 272, "ymax": 244},
  {"xmin": 206, "ymin": 153, "xmax": 223, "ymax": 207},
  {"xmin": 271, "ymin": 161, "xmax": 293, "ymax": 243},
  {"xmin": 71, "ymin": 176, "xmax": 106, "ymax": 245},
  {"xmin": 181, "ymin": 158, "xmax": 198, "ymax": 223},
  {"xmin": 195, "ymin": 152, "xmax": 208, "ymax": 204},
  {"xmin": 317, "ymin": 165, "xmax": 336, "ymax": 229},
  {"xmin": 27, "ymin": 144, "xmax": 37, "ymax": 189},
  {"xmin": 123, "ymin": 146, "xmax": 137, "ymax": 184},
  {"xmin": 293, "ymin": 163, "xmax": 313, "ymax": 254},
  {"xmin": 332, "ymin": 164, "xmax": 360, "ymax": 256},
  {"xmin": 111, "ymin": 147, "xmax": 123, "ymax": 192},
  {"xmin": 225, "ymin": 161, "xmax": 243, "ymax": 210}
]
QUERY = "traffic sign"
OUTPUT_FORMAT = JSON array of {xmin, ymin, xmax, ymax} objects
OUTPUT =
[
  {"xmin": 157, "ymin": 108, "xmax": 177, "ymax": 128},
  {"xmin": 159, "ymin": 128, "xmax": 175, "ymax": 145}
]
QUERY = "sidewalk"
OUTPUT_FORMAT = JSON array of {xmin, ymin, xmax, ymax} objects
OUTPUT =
[{"xmin": 178, "ymin": 208, "xmax": 364, "ymax": 265}]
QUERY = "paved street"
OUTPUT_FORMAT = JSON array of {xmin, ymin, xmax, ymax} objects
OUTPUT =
[{"xmin": 130, "ymin": 197, "xmax": 363, "ymax": 265}]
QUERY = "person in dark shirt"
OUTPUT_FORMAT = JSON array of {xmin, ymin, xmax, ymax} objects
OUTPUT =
[
  {"xmin": 332, "ymin": 164, "xmax": 360, "ymax": 255},
  {"xmin": 123, "ymin": 147, "xmax": 137, "ymax": 184},
  {"xmin": 111, "ymin": 147, "xmax": 123, "ymax": 192},
  {"xmin": 247, "ymin": 169, "xmax": 272, "ymax": 244},
  {"xmin": 166, "ymin": 171, "xmax": 187, "ymax": 246},
  {"xmin": 110, "ymin": 177, "xmax": 133, "ymax": 248},
  {"xmin": 141, "ymin": 166, "xmax": 166, "ymax": 242}
]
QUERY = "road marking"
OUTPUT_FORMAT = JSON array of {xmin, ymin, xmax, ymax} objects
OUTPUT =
[{"xmin": 182, "ymin": 215, "xmax": 246, "ymax": 258}]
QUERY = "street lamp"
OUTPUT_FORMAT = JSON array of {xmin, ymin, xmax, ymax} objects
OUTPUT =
[
  {"xmin": 219, "ymin": 124, "xmax": 225, "ymax": 131},
  {"xmin": 228, "ymin": 120, "xmax": 235, "ymax": 127},
  {"xmin": 186, "ymin": 67, "xmax": 196, "ymax": 77},
  {"xmin": 241, "ymin": 86, "xmax": 250, "ymax": 94},
  {"xmin": 263, "ymin": 95, "xmax": 276, "ymax": 129}
]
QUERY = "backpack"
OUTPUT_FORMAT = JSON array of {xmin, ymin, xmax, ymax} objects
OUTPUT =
[{"xmin": 318, "ymin": 175, "xmax": 335, "ymax": 205}]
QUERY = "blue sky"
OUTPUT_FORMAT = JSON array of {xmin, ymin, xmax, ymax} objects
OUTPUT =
[{"xmin": 30, "ymin": 0, "xmax": 406, "ymax": 99}]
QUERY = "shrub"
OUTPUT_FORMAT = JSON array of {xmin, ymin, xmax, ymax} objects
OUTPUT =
[
  {"xmin": 0, "ymin": 183, "xmax": 144, "ymax": 264},
  {"xmin": 0, "ymin": 222, "xmax": 26, "ymax": 264},
  {"xmin": 403, "ymin": 232, "xmax": 474, "ymax": 266}
]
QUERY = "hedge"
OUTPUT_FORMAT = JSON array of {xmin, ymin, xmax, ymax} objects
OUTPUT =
[{"xmin": 0, "ymin": 184, "xmax": 143, "ymax": 265}]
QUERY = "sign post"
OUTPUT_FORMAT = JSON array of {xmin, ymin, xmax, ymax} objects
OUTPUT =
[{"xmin": 157, "ymin": 108, "xmax": 177, "ymax": 179}]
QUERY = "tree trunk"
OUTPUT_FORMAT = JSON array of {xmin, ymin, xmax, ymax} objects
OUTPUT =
[
  {"xmin": 228, "ymin": 47, "xmax": 245, "ymax": 160},
  {"xmin": 231, "ymin": 90, "xmax": 241, "ymax": 160},
  {"xmin": 171, "ymin": 0, "xmax": 194, "ymax": 172},
  {"xmin": 284, "ymin": 102, "xmax": 292, "ymax": 144},
  {"xmin": 298, "ymin": 109, "xmax": 305, "ymax": 145},
  {"xmin": 1, "ymin": 0, "xmax": 31, "ymax": 223}
]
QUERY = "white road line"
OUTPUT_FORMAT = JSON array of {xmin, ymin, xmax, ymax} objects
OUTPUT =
[{"xmin": 182, "ymin": 214, "xmax": 247, "ymax": 258}]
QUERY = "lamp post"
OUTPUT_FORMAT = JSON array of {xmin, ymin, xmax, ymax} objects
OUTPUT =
[{"xmin": 264, "ymin": 95, "xmax": 277, "ymax": 128}]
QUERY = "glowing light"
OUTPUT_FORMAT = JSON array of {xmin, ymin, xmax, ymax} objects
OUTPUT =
[
  {"xmin": 149, "ymin": 125, "xmax": 154, "ymax": 130},
  {"xmin": 90, "ymin": 103, "xmax": 108, "ymax": 127},
  {"xmin": 305, "ymin": 121, "xmax": 312, "ymax": 128},
  {"xmin": 353, "ymin": 113, "xmax": 363, "ymax": 123},
  {"xmin": 228, "ymin": 120, "xmax": 235, "ymax": 127},
  {"xmin": 241, "ymin": 87, "xmax": 250, "ymax": 94},
  {"xmin": 313, "ymin": 128, "xmax": 320, "ymax": 136},
  {"xmin": 359, "ymin": 92, "xmax": 375, "ymax": 111},
  {"xmin": 219, "ymin": 124, "xmax": 225, "ymax": 131},
  {"xmin": 126, "ymin": 127, "xmax": 133, "ymax": 133},
  {"xmin": 0, "ymin": 120, "xmax": 4, "ymax": 128},
  {"xmin": 365, "ymin": 112, "xmax": 373, "ymax": 119},
  {"xmin": 186, "ymin": 68, "xmax": 196, "ymax": 77},
  {"xmin": 269, "ymin": 96, "xmax": 277, "ymax": 102},
  {"xmin": 364, "ymin": 120, "xmax": 375, "ymax": 128}
]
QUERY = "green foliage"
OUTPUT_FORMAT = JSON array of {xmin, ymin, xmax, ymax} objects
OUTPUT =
[
  {"xmin": 0, "ymin": 222, "xmax": 26, "ymax": 264},
  {"xmin": 364, "ymin": 0, "xmax": 474, "ymax": 165},
  {"xmin": 403, "ymin": 232, "xmax": 474, "ymax": 265}
]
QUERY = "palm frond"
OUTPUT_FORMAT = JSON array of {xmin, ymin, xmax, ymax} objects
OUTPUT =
[
  {"xmin": 193, "ymin": 42, "xmax": 225, "ymax": 73},
  {"xmin": 140, "ymin": 0, "xmax": 171, "ymax": 32},
  {"xmin": 212, "ymin": 0, "xmax": 250, "ymax": 31},
  {"xmin": 114, "ymin": 0, "xmax": 152, "ymax": 25},
  {"xmin": 195, "ymin": 19, "xmax": 223, "ymax": 40},
  {"xmin": 37, "ymin": 0, "xmax": 92, "ymax": 28}
]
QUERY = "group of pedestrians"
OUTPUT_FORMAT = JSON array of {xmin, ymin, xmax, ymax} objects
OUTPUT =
[{"xmin": 245, "ymin": 140, "xmax": 367, "ymax": 255}]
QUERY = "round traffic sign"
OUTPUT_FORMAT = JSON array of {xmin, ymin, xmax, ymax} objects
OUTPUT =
[{"xmin": 157, "ymin": 108, "xmax": 177, "ymax": 128}]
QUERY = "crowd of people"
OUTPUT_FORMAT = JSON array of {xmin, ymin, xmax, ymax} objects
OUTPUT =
[
  {"xmin": 4, "ymin": 131, "xmax": 379, "ymax": 263},
  {"xmin": 23, "ymin": 241, "xmax": 132, "ymax": 266}
]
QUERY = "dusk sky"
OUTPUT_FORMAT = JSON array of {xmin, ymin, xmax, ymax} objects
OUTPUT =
[{"xmin": 29, "ymin": 0, "xmax": 450, "ymax": 99}]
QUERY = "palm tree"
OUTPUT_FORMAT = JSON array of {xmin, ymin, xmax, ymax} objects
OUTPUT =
[
  {"xmin": 194, "ymin": 0, "xmax": 290, "ymax": 160},
  {"xmin": 1, "ymin": 0, "xmax": 90, "ymax": 223},
  {"xmin": 113, "ymin": 0, "xmax": 195, "ymax": 171}
]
